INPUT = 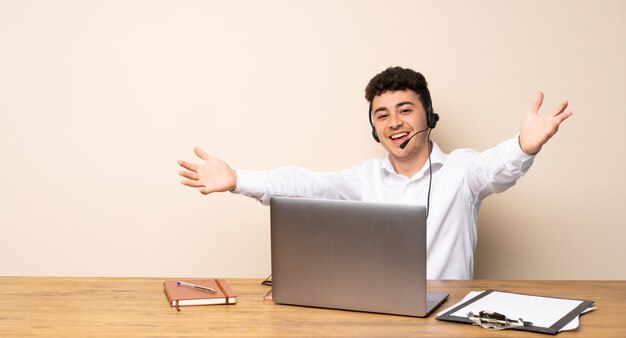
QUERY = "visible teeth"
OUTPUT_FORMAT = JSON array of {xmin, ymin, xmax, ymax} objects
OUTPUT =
[{"xmin": 391, "ymin": 132, "xmax": 408, "ymax": 140}]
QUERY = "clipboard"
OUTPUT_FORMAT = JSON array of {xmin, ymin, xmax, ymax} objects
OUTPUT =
[{"xmin": 436, "ymin": 289, "xmax": 594, "ymax": 335}]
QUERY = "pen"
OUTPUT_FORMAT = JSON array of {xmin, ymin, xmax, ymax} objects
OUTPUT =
[{"xmin": 176, "ymin": 281, "xmax": 217, "ymax": 293}]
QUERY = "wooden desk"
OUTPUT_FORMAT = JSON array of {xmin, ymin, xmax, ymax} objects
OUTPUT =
[{"xmin": 0, "ymin": 277, "xmax": 624, "ymax": 337}]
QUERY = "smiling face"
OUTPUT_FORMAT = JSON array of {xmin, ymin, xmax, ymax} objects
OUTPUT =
[{"xmin": 371, "ymin": 89, "xmax": 431, "ymax": 174}]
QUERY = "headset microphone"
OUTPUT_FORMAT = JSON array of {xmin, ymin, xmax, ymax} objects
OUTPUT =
[{"xmin": 399, "ymin": 127, "xmax": 430, "ymax": 149}]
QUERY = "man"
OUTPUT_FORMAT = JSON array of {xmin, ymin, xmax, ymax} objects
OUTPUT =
[{"xmin": 177, "ymin": 67, "xmax": 572, "ymax": 279}]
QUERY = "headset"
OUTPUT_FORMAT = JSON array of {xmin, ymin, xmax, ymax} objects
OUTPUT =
[{"xmin": 368, "ymin": 87, "xmax": 439, "ymax": 142}]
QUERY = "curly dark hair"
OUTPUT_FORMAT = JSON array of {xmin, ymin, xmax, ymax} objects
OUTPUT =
[{"xmin": 364, "ymin": 67, "xmax": 431, "ymax": 110}]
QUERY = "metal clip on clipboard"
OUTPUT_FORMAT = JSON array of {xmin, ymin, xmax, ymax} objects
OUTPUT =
[{"xmin": 468, "ymin": 311, "xmax": 532, "ymax": 331}]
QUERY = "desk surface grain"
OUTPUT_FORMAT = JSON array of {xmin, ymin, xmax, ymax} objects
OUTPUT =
[{"xmin": 0, "ymin": 277, "xmax": 624, "ymax": 337}]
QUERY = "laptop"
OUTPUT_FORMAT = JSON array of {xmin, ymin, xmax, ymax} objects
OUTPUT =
[{"xmin": 270, "ymin": 197, "xmax": 448, "ymax": 317}]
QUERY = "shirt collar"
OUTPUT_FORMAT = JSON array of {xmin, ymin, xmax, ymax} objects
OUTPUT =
[{"xmin": 381, "ymin": 141, "xmax": 447, "ymax": 178}]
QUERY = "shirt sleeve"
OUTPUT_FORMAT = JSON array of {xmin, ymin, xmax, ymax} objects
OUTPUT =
[
  {"xmin": 465, "ymin": 134, "xmax": 536, "ymax": 201},
  {"xmin": 232, "ymin": 166, "xmax": 363, "ymax": 205}
]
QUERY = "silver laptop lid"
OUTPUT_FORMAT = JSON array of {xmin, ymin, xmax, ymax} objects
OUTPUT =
[{"xmin": 270, "ymin": 197, "xmax": 445, "ymax": 317}]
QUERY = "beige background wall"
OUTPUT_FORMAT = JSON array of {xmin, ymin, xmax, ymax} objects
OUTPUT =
[{"xmin": 1, "ymin": 0, "xmax": 624, "ymax": 279}]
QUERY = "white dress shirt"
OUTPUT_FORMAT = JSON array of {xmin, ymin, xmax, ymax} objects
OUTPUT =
[{"xmin": 234, "ymin": 135, "xmax": 535, "ymax": 279}]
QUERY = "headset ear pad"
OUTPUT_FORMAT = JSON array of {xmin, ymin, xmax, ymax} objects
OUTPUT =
[
  {"xmin": 427, "ymin": 109, "xmax": 439, "ymax": 129},
  {"xmin": 369, "ymin": 103, "xmax": 381, "ymax": 142},
  {"xmin": 372, "ymin": 128, "xmax": 380, "ymax": 142}
]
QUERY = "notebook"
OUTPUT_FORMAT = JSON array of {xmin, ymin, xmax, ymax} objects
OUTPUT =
[
  {"xmin": 163, "ymin": 279, "xmax": 237, "ymax": 310},
  {"xmin": 270, "ymin": 197, "xmax": 448, "ymax": 317}
]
